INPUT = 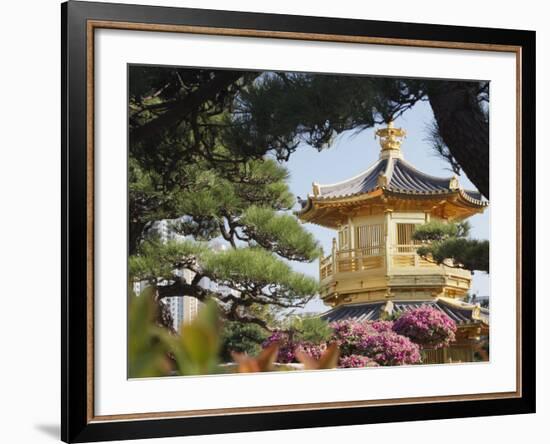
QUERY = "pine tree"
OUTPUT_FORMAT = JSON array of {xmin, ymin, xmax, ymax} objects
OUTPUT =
[
  {"xmin": 129, "ymin": 133, "xmax": 320, "ymax": 329},
  {"xmin": 413, "ymin": 221, "xmax": 489, "ymax": 273}
]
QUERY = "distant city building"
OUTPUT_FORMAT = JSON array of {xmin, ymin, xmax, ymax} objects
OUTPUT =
[
  {"xmin": 148, "ymin": 219, "xmax": 185, "ymax": 243},
  {"xmin": 162, "ymin": 296, "xmax": 185, "ymax": 331},
  {"xmin": 132, "ymin": 279, "xmax": 147, "ymax": 296},
  {"xmin": 183, "ymin": 296, "xmax": 201, "ymax": 325}
]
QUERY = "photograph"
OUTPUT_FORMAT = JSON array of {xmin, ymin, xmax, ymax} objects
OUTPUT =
[
  {"xmin": 127, "ymin": 65, "xmax": 491, "ymax": 378},
  {"xmin": 0, "ymin": 0, "xmax": 540, "ymax": 442}
]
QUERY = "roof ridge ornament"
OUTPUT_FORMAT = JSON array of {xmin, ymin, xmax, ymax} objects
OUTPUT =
[
  {"xmin": 449, "ymin": 175, "xmax": 460, "ymax": 190},
  {"xmin": 312, "ymin": 182, "xmax": 321, "ymax": 196},
  {"xmin": 377, "ymin": 172, "xmax": 388, "ymax": 187},
  {"xmin": 375, "ymin": 121, "xmax": 406, "ymax": 153}
]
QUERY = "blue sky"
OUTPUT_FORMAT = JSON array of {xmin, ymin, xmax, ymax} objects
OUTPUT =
[{"xmin": 283, "ymin": 99, "xmax": 490, "ymax": 313}]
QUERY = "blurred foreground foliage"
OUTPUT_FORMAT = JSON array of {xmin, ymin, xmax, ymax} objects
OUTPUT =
[
  {"xmin": 129, "ymin": 290, "xmax": 222, "ymax": 377},
  {"xmin": 128, "ymin": 289, "xmax": 172, "ymax": 378},
  {"xmin": 168, "ymin": 299, "xmax": 222, "ymax": 376},
  {"xmin": 128, "ymin": 290, "xmax": 340, "ymax": 377}
]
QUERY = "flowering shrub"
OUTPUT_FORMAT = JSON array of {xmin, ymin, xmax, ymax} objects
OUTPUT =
[
  {"xmin": 370, "ymin": 320, "xmax": 394, "ymax": 333},
  {"xmin": 262, "ymin": 331, "xmax": 326, "ymax": 363},
  {"xmin": 392, "ymin": 306, "xmax": 457, "ymax": 349},
  {"xmin": 360, "ymin": 331, "xmax": 422, "ymax": 366},
  {"xmin": 338, "ymin": 354, "xmax": 379, "ymax": 368},
  {"xmin": 329, "ymin": 319, "xmax": 372, "ymax": 355},
  {"xmin": 330, "ymin": 319, "xmax": 421, "ymax": 366},
  {"xmin": 261, "ymin": 311, "xmax": 452, "ymax": 367}
]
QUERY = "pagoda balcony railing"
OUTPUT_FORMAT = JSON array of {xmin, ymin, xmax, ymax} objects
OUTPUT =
[
  {"xmin": 319, "ymin": 255, "xmax": 334, "ymax": 279},
  {"xmin": 319, "ymin": 244, "xmax": 438, "ymax": 279},
  {"xmin": 393, "ymin": 243, "xmax": 420, "ymax": 254},
  {"xmin": 320, "ymin": 244, "xmax": 471, "ymax": 280},
  {"xmin": 320, "ymin": 246, "xmax": 385, "ymax": 279},
  {"xmin": 391, "ymin": 244, "xmax": 425, "ymax": 268},
  {"xmin": 390, "ymin": 245, "xmax": 470, "ymax": 273}
]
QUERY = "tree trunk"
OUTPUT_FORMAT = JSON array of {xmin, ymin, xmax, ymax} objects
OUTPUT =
[
  {"xmin": 427, "ymin": 82, "xmax": 489, "ymax": 199},
  {"xmin": 129, "ymin": 221, "xmax": 146, "ymax": 256},
  {"xmin": 156, "ymin": 279, "xmax": 212, "ymax": 300}
]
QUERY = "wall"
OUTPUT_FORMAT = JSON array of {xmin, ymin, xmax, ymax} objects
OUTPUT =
[{"xmin": 0, "ymin": 0, "xmax": 546, "ymax": 443}]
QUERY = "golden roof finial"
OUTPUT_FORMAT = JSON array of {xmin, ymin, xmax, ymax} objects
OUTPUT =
[{"xmin": 375, "ymin": 120, "xmax": 406, "ymax": 151}]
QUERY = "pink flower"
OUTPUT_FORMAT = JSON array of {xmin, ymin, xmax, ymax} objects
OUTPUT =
[
  {"xmin": 360, "ymin": 331, "xmax": 422, "ymax": 366},
  {"xmin": 338, "ymin": 354, "xmax": 379, "ymax": 368},
  {"xmin": 262, "ymin": 331, "xmax": 327, "ymax": 363},
  {"xmin": 392, "ymin": 306, "xmax": 457, "ymax": 349},
  {"xmin": 329, "ymin": 319, "xmax": 374, "ymax": 356},
  {"xmin": 330, "ymin": 319, "xmax": 421, "ymax": 366},
  {"xmin": 370, "ymin": 320, "xmax": 394, "ymax": 333}
]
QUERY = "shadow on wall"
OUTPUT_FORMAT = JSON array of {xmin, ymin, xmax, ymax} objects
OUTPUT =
[{"xmin": 34, "ymin": 424, "xmax": 59, "ymax": 440}]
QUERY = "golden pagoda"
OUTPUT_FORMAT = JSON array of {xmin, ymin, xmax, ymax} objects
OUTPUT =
[{"xmin": 296, "ymin": 122, "xmax": 489, "ymax": 363}]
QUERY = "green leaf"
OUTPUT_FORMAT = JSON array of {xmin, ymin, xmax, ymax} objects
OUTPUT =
[
  {"xmin": 168, "ymin": 300, "xmax": 222, "ymax": 376},
  {"xmin": 128, "ymin": 288, "xmax": 171, "ymax": 378}
]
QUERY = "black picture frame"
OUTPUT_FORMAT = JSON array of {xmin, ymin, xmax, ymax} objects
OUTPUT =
[{"xmin": 62, "ymin": 1, "xmax": 536, "ymax": 442}]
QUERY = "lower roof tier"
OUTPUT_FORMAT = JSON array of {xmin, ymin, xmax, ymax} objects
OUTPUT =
[{"xmin": 320, "ymin": 297, "xmax": 489, "ymax": 327}]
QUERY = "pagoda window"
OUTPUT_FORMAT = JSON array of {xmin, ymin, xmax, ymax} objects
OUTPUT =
[
  {"xmin": 355, "ymin": 224, "xmax": 383, "ymax": 256},
  {"xmin": 396, "ymin": 223, "xmax": 420, "ymax": 253},
  {"xmin": 338, "ymin": 225, "xmax": 350, "ymax": 250}
]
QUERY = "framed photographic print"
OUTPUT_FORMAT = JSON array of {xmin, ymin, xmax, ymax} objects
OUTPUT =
[{"xmin": 61, "ymin": 1, "xmax": 536, "ymax": 442}]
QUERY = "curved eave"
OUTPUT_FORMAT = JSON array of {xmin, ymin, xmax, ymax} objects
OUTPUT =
[
  {"xmin": 457, "ymin": 189, "xmax": 488, "ymax": 207},
  {"xmin": 295, "ymin": 188, "xmax": 384, "ymax": 228},
  {"xmin": 383, "ymin": 187, "xmax": 488, "ymax": 209},
  {"xmin": 296, "ymin": 187, "xmax": 488, "ymax": 227}
]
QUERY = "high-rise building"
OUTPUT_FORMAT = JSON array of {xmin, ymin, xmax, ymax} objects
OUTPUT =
[
  {"xmin": 162, "ymin": 296, "xmax": 185, "ymax": 332},
  {"xmin": 182, "ymin": 296, "xmax": 201, "ymax": 325},
  {"xmin": 148, "ymin": 219, "xmax": 185, "ymax": 243}
]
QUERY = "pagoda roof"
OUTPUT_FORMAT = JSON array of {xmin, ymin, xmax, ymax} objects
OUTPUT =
[
  {"xmin": 308, "ymin": 156, "xmax": 484, "ymax": 202},
  {"xmin": 317, "ymin": 158, "xmax": 388, "ymax": 198},
  {"xmin": 320, "ymin": 298, "xmax": 489, "ymax": 327},
  {"xmin": 296, "ymin": 123, "xmax": 488, "ymax": 227}
]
